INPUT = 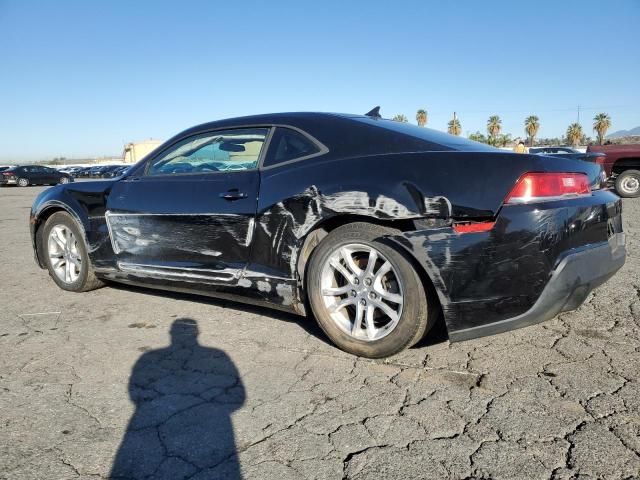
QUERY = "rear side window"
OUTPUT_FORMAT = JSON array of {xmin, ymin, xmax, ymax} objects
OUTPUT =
[
  {"xmin": 263, "ymin": 128, "xmax": 321, "ymax": 167},
  {"xmin": 351, "ymin": 117, "xmax": 497, "ymax": 152}
]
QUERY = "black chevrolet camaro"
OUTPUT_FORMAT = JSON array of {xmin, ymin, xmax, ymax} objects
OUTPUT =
[{"xmin": 29, "ymin": 110, "xmax": 626, "ymax": 357}]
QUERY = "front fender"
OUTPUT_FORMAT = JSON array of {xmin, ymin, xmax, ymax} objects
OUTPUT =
[
  {"xmin": 30, "ymin": 188, "xmax": 91, "ymax": 268},
  {"xmin": 30, "ymin": 181, "xmax": 114, "ymax": 268}
]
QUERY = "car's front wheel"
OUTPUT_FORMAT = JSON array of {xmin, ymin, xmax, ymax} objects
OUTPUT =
[
  {"xmin": 307, "ymin": 222, "xmax": 433, "ymax": 358},
  {"xmin": 42, "ymin": 212, "xmax": 104, "ymax": 292},
  {"xmin": 615, "ymin": 169, "xmax": 640, "ymax": 198}
]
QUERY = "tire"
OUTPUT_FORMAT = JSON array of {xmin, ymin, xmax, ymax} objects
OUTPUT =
[
  {"xmin": 615, "ymin": 169, "xmax": 640, "ymax": 198},
  {"xmin": 59, "ymin": 177, "xmax": 69, "ymax": 184},
  {"xmin": 41, "ymin": 211, "xmax": 104, "ymax": 292},
  {"xmin": 307, "ymin": 222, "xmax": 433, "ymax": 358},
  {"xmin": 17, "ymin": 178, "xmax": 29, "ymax": 187}
]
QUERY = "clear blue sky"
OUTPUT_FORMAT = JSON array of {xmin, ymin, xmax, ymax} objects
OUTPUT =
[{"xmin": 1, "ymin": 0, "xmax": 639, "ymax": 161}]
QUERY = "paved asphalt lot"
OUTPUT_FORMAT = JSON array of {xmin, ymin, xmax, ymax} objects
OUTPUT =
[{"xmin": 1, "ymin": 184, "xmax": 639, "ymax": 480}]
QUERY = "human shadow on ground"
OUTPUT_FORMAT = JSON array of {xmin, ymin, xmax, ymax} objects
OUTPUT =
[{"xmin": 110, "ymin": 318, "xmax": 245, "ymax": 479}]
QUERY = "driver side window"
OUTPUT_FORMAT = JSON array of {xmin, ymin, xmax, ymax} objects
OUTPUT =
[{"xmin": 147, "ymin": 128, "xmax": 269, "ymax": 176}]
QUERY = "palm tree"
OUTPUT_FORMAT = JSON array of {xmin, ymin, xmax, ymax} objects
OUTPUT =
[
  {"xmin": 566, "ymin": 123, "xmax": 584, "ymax": 147},
  {"xmin": 524, "ymin": 115, "xmax": 540, "ymax": 147},
  {"xmin": 593, "ymin": 113, "xmax": 612, "ymax": 145},
  {"xmin": 392, "ymin": 114, "xmax": 408, "ymax": 123},
  {"xmin": 487, "ymin": 115, "xmax": 502, "ymax": 145},
  {"xmin": 448, "ymin": 112, "xmax": 461, "ymax": 136},
  {"xmin": 497, "ymin": 133, "xmax": 512, "ymax": 147},
  {"xmin": 416, "ymin": 109, "xmax": 428, "ymax": 127},
  {"xmin": 468, "ymin": 131, "xmax": 488, "ymax": 143}
]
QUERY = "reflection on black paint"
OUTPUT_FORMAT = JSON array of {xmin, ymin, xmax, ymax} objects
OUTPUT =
[{"xmin": 110, "ymin": 319, "xmax": 245, "ymax": 479}]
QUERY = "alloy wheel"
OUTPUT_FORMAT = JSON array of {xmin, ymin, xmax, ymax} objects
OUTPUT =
[
  {"xmin": 18, "ymin": 178, "xmax": 28, "ymax": 187},
  {"xmin": 47, "ymin": 225, "xmax": 82, "ymax": 283},
  {"xmin": 320, "ymin": 243, "xmax": 404, "ymax": 341}
]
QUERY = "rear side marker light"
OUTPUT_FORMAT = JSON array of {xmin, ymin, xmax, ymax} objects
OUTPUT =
[
  {"xmin": 453, "ymin": 222, "xmax": 496, "ymax": 234},
  {"xmin": 505, "ymin": 172, "xmax": 591, "ymax": 204}
]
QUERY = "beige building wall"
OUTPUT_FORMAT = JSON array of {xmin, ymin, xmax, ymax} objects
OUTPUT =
[{"xmin": 123, "ymin": 140, "xmax": 163, "ymax": 163}]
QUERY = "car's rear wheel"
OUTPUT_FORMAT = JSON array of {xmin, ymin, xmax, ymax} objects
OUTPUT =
[
  {"xmin": 307, "ymin": 222, "xmax": 432, "ymax": 358},
  {"xmin": 615, "ymin": 169, "xmax": 640, "ymax": 198},
  {"xmin": 17, "ymin": 178, "xmax": 29, "ymax": 187},
  {"xmin": 42, "ymin": 212, "xmax": 104, "ymax": 292},
  {"xmin": 59, "ymin": 177, "xmax": 70, "ymax": 184}
]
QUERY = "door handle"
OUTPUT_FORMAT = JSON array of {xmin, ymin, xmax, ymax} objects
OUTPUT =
[{"xmin": 220, "ymin": 189, "xmax": 248, "ymax": 200}]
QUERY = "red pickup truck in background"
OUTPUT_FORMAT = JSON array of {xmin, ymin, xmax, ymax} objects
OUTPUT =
[{"xmin": 587, "ymin": 144, "xmax": 640, "ymax": 198}]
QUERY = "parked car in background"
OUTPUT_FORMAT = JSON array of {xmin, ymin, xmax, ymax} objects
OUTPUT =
[
  {"xmin": 76, "ymin": 167, "xmax": 93, "ymax": 178},
  {"xmin": 1, "ymin": 165, "xmax": 73, "ymax": 187},
  {"xmin": 90, "ymin": 165, "xmax": 126, "ymax": 178},
  {"xmin": 97, "ymin": 166, "xmax": 114, "ymax": 177},
  {"xmin": 72, "ymin": 167, "xmax": 89, "ymax": 177},
  {"xmin": 530, "ymin": 146, "xmax": 579, "ymax": 154},
  {"xmin": 86, "ymin": 166, "xmax": 106, "ymax": 178},
  {"xmin": 97, "ymin": 165, "xmax": 127, "ymax": 178},
  {"xmin": 58, "ymin": 166, "xmax": 85, "ymax": 177},
  {"xmin": 29, "ymin": 111, "xmax": 625, "ymax": 358},
  {"xmin": 587, "ymin": 144, "xmax": 640, "ymax": 198},
  {"xmin": 102, "ymin": 166, "xmax": 130, "ymax": 178}
]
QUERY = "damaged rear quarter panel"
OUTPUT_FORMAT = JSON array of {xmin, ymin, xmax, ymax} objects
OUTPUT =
[
  {"xmin": 252, "ymin": 150, "xmax": 544, "ymax": 281},
  {"xmin": 251, "ymin": 150, "xmax": 610, "ymax": 321}
]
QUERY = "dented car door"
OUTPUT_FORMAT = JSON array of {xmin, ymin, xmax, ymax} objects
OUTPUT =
[{"xmin": 104, "ymin": 128, "xmax": 268, "ymax": 285}]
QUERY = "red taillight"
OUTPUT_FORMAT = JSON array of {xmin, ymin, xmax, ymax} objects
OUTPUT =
[
  {"xmin": 505, "ymin": 172, "xmax": 590, "ymax": 204},
  {"xmin": 453, "ymin": 222, "xmax": 496, "ymax": 234},
  {"xmin": 2, "ymin": 172, "xmax": 14, "ymax": 176}
]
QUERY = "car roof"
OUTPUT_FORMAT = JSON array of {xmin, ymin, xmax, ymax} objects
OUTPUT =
[{"xmin": 171, "ymin": 112, "xmax": 497, "ymax": 156}]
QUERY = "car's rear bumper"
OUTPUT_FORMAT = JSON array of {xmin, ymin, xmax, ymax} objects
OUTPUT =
[
  {"xmin": 390, "ymin": 189, "xmax": 625, "ymax": 341},
  {"xmin": 448, "ymin": 232, "xmax": 625, "ymax": 341}
]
